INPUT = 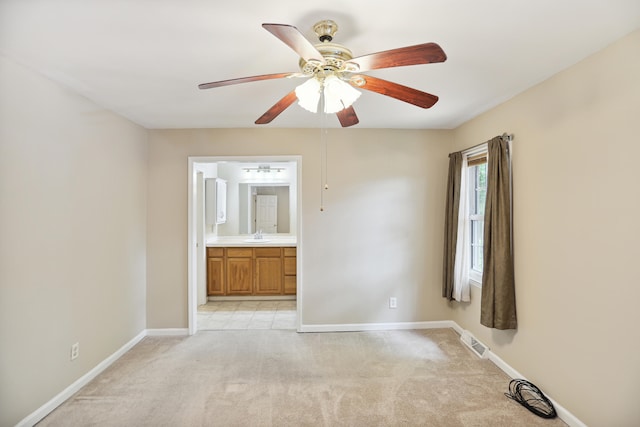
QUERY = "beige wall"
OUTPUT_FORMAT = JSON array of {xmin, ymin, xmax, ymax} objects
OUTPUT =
[
  {"xmin": 146, "ymin": 128, "xmax": 452, "ymax": 328},
  {"xmin": 448, "ymin": 29, "xmax": 640, "ymax": 426},
  {"xmin": 0, "ymin": 57, "xmax": 148, "ymax": 426}
]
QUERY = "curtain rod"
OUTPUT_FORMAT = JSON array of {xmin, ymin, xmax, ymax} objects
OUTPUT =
[
  {"xmin": 501, "ymin": 132, "xmax": 514, "ymax": 142},
  {"xmin": 459, "ymin": 133, "xmax": 514, "ymax": 154}
]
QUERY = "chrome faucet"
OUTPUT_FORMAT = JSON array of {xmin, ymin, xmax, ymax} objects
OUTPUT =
[{"xmin": 255, "ymin": 229, "xmax": 263, "ymax": 240}]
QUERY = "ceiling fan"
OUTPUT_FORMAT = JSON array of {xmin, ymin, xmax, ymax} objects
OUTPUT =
[{"xmin": 198, "ymin": 20, "xmax": 447, "ymax": 127}]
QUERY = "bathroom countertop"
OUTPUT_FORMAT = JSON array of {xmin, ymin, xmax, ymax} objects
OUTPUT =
[{"xmin": 206, "ymin": 235, "xmax": 297, "ymax": 247}]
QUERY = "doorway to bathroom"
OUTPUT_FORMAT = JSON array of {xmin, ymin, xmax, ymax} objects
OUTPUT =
[{"xmin": 187, "ymin": 156, "xmax": 302, "ymax": 334}]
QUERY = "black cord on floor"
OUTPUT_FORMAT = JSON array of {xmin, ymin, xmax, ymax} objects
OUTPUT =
[{"xmin": 504, "ymin": 379, "xmax": 557, "ymax": 419}]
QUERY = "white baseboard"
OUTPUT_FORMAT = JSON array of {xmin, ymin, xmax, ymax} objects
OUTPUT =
[
  {"xmin": 299, "ymin": 320, "xmax": 457, "ymax": 333},
  {"xmin": 16, "ymin": 330, "xmax": 147, "ymax": 427},
  {"xmin": 448, "ymin": 321, "xmax": 464, "ymax": 335},
  {"xmin": 487, "ymin": 349, "xmax": 586, "ymax": 427},
  {"xmin": 145, "ymin": 328, "xmax": 189, "ymax": 336}
]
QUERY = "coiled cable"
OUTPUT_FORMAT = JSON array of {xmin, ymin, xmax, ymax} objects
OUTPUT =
[{"xmin": 504, "ymin": 379, "xmax": 557, "ymax": 419}]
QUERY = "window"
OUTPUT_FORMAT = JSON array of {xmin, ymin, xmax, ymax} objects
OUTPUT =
[{"xmin": 467, "ymin": 154, "xmax": 487, "ymax": 284}]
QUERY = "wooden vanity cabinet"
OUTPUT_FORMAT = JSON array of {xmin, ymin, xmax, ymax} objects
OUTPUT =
[{"xmin": 206, "ymin": 246, "xmax": 296, "ymax": 296}]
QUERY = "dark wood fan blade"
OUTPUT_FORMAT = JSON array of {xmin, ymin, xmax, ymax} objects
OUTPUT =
[
  {"xmin": 255, "ymin": 90, "xmax": 298, "ymax": 125},
  {"xmin": 353, "ymin": 75, "xmax": 439, "ymax": 108},
  {"xmin": 262, "ymin": 23, "xmax": 324, "ymax": 63},
  {"xmin": 346, "ymin": 43, "xmax": 446, "ymax": 72},
  {"xmin": 336, "ymin": 106, "xmax": 359, "ymax": 127},
  {"xmin": 198, "ymin": 73, "xmax": 299, "ymax": 90}
]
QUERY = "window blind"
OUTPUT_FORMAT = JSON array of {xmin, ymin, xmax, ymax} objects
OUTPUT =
[{"xmin": 467, "ymin": 152, "xmax": 487, "ymax": 166}]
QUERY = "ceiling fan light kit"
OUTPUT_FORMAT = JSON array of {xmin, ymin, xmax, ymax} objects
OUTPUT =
[
  {"xmin": 198, "ymin": 19, "xmax": 446, "ymax": 127},
  {"xmin": 322, "ymin": 75, "xmax": 361, "ymax": 114},
  {"xmin": 295, "ymin": 74, "xmax": 361, "ymax": 114}
]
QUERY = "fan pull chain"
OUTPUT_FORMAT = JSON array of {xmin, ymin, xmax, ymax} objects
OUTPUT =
[
  {"xmin": 319, "ymin": 93, "xmax": 329, "ymax": 212},
  {"xmin": 323, "ymin": 127, "xmax": 328, "ymax": 186}
]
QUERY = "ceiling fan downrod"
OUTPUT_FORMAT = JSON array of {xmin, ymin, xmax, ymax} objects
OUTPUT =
[{"xmin": 313, "ymin": 20, "xmax": 338, "ymax": 42}]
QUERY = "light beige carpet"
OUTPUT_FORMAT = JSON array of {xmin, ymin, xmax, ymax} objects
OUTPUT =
[{"xmin": 38, "ymin": 329, "xmax": 567, "ymax": 426}]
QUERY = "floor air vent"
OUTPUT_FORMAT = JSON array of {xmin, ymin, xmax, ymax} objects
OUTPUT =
[{"xmin": 460, "ymin": 331, "xmax": 489, "ymax": 359}]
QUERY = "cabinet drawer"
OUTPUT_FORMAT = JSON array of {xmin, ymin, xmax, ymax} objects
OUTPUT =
[
  {"xmin": 284, "ymin": 275, "xmax": 297, "ymax": 295},
  {"xmin": 207, "ymin": 247, "xmax": 224, "ymax": 258},
  {"xmin": 255, "ymin": 247, "xmax": 281, "ymax": 257},
  {"xmin": 284, "ymin": 257, "xmax": 297, "ymax": 275},
  {"xmin": 226, "ymin": 247, "xmax": 253, "ymax": 258},
  {"xmin": 283, "ymin": 247, "xmax": 297, "ymax": 257}
]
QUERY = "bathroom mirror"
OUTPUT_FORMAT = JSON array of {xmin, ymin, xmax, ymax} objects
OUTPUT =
[{"xmin": 238, "ymin": 184, "xmax": 291, "ymax": 234}]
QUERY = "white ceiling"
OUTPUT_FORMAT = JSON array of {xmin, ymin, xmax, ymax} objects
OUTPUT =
[{"xmin": 1, "ymin": 0, "xmax": 639, "ymax": 129}]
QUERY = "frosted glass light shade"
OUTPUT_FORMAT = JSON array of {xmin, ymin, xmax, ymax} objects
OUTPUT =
[
  {"xmin": 323, "ymin": 75, "xmax": 361, "ymax": 114},
  {"xmin": 295, "ymin": 78, "xmax": 321, "ymax": 112},
  {"xmin": 295, "ymin": 75, "xmax": 361, "ymax": 114}
]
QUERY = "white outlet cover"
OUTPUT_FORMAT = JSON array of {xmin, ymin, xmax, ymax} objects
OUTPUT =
[{"xmin": 71, "ymin": 343, "xmax": 79, "ymax": 360}]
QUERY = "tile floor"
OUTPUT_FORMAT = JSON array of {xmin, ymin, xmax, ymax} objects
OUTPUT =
[{"xmin": 197, "ymin": 300, "xmax": 297, "ymax": 330}]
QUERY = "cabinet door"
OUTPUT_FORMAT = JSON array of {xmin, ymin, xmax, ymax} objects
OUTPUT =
[
  {"xmin": 255, "ymin": 257, "xmax": 282, "ymax": 294},
  {"xmin": 207, "ymin": 257, "xmax": 225, "ymax": 296},
  {"xmin": 226, "ymin": 258, "xmax": 252, "ymax": 294}
]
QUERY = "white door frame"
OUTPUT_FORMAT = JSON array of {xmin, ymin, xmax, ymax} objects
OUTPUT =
[
  {"xmin": 187, "ymin": 155, "xmax": 302, "ymax": 335},
  {"xmin": 196, "ymin": 172, "xmax": 207, "ymax": 306}
]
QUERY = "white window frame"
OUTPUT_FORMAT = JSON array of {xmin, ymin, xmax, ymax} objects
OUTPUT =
[{"xmin": 465, "ymin": 149, "xmax": 487, "ymax": 287}]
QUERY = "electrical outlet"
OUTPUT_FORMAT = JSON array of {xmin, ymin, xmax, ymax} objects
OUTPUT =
[
  {"xmin": 71, "ymin": 342, "xmax": 79, "ymax": 361},
  {"xmin": 389, "ymin": 297, "xmax": 397, "ymax": 309}
]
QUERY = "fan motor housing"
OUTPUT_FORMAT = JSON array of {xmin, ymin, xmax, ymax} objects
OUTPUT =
[{"xmin": 299, "ymin": 42, "xmax": 357, "ymax": 75}]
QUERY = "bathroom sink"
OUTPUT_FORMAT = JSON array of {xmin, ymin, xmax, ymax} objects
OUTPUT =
[{"xmin": 244, "ymin": 239, "xmax": 271, "ymax": 243}]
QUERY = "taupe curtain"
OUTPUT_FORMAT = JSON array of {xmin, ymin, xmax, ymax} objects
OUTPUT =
[
  {"xmin": 480, "ymin": 136, "xmax": 517, "ymax": 329},
  {"xmin": 442, "ymin": 152, "xmax": 462, "ymax": 301}
]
